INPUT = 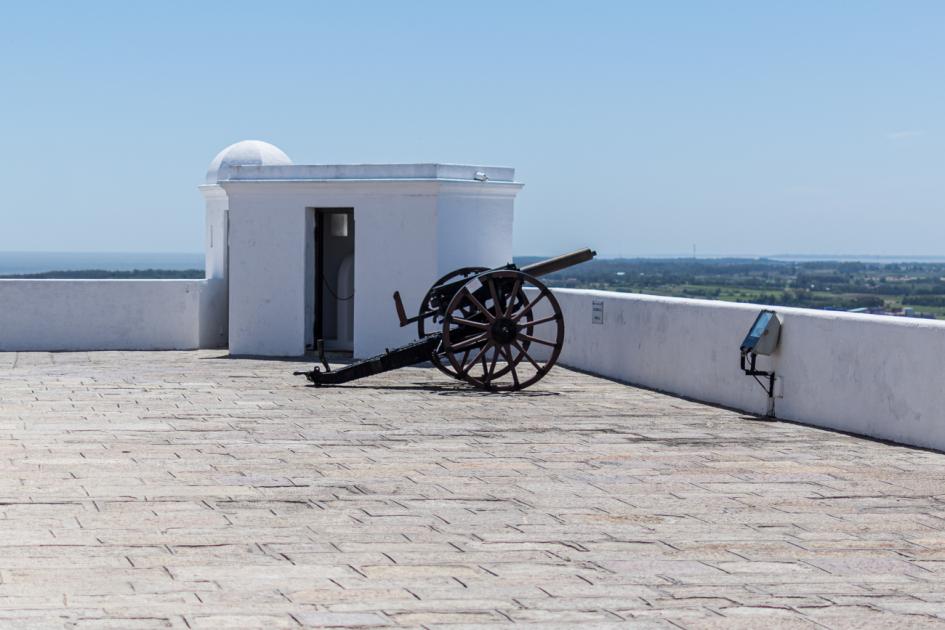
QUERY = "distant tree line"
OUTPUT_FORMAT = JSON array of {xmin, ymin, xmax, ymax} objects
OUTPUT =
[
  {"xmin": 903, "ymin": 295, "xmax": 945, "ymax": 307},
  {"xmin": 514, "ymin": 257, "xmax": 945, "ymax": 315}
]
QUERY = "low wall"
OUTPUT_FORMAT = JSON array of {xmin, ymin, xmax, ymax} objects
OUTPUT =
[
  {"xmin": 552, "ymin": 289, "xmax": 945, "ymax": 452},
  {"xmin": 0, "ymin": 280, "xmax": 212, "ymax": 351}
]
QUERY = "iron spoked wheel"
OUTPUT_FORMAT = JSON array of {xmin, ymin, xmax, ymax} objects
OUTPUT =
[
  {"xmin": 418, "ymin": 267, "xmax": 488, "ymax": 379},
  {"xmin": 441, "ymin": 270, "xmax": 564, "ymax": 391},
  {"xmin": 435, "ymin": 274, "xmax": 534, "ymax": 383}
]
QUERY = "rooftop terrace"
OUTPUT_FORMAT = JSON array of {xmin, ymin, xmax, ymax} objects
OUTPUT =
[{"xmin": 2, "ymin": 351, "xmax": 945, "ymax": 628}]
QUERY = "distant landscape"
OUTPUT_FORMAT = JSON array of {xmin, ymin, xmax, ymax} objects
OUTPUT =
[
  {"xmin": 529, "ymin": 257, "xmax": 945, "ymax": 320},
  {"xmin": 4, "ymin": 253, "xmax": 945, "ymax": 320}
]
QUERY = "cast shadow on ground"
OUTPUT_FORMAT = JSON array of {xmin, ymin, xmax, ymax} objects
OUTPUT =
[
  {"xmin": 202, "ymin": 354, "xmax": 561, "ymax": 396},
  {"xmin": 303, "ymin": 382, "xmax": 561, "ymax": 397},
  {"xmin": 200, "ymin": 353, "xmax": 311, "ymax": 363}
]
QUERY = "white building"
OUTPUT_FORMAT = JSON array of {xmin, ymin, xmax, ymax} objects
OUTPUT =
[{"xmin": 204, "ymin": 140, "xmax": 522, "ymax": 357}]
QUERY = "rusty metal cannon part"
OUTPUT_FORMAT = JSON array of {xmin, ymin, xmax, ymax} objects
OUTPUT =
[
  {"xmin": 296, "ymin": 248, "xmax": 593, "ymax": 391},
  {"xmin": 417, "ymin": 266, "xmax": 488, "ymax": 379}
]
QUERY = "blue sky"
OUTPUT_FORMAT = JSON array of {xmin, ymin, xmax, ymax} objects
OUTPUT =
[{"xmin": 0, "ymin": 1, "xmax": 942, "ymax": 257}]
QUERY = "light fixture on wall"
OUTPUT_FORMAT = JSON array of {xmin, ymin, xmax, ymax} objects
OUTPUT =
[
  {"xmin": 330, "ymin": 213, "xmax": 348, "ymax": 237},
  {"xmin": 739, "ymin": 309, "xmax": 782, "ymax": 413}
]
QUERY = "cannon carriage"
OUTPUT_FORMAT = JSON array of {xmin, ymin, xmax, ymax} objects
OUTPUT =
[{"xmin": 296, "ymin": 248, "xmax": 595, "ymax": 391}]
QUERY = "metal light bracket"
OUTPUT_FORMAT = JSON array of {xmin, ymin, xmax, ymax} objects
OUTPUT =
[{"xmin": 741, "ymin": 351, "xmax": 775, "ymax": 398}]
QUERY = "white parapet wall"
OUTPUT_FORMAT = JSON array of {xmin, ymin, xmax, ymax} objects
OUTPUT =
[
  {"xmin": 0, "ymin": 280, "xmax": 216, "ymax": 351},
  {"xmin": 552, "ymin": 289, "xmax": 945, "ymax": 452}
]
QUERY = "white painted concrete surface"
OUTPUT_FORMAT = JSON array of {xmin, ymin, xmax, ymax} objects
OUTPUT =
[
  {"xmin": 0, "ymin": 280, "xmax": 206, "ymax": 351},
  {"xmin": 220, "ymin": 173, "xmax": 521, "ymax": 358},
  {"xmin": 552, "ymin": 289, "xmax": 945, "ymax": 452}
]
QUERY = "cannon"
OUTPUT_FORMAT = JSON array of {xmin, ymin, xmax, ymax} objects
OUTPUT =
[{"xmin": 295, "ymin": 248, "xmax": 596, "ymax": 391}]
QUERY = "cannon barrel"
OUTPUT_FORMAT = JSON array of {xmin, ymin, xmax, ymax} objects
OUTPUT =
[
  {"xmin": 520, "ymin": 248, "xmax": 596, "ymax": 278},
  {"xmin": 425, "ymin": 247, "xmax": 596, "ymax": 308}
]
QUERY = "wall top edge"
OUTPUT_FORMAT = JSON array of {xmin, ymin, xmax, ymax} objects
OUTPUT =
[
  {"xmin": 552, "ymin": 288, "xmax": 945, "ymax": 330},
  {"xmin": 0, "ymin": 279, "xmax": 209, "ymax": 284},
  {"xmin": 219, "ymin": 178, "xmax": 523, "ymax": 187}
]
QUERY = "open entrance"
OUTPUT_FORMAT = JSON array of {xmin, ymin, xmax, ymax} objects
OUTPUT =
[{"xmin": 309, "ymin": 208, "xmax": 354, "ymax": 352}]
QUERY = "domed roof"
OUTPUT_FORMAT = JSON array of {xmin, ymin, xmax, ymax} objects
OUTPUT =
[{"xmin": 205, "ymin": 140, "xmax": 293, "ymax": 183}]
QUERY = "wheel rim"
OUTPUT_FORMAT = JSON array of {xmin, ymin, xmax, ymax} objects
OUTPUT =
[
  {"xmin": 418, "ymin": 267, "xmax": 488, "ymax": 379},
  {"xmin": 441, "ymin": 271, "xmax": 563, "ymax": 391}
]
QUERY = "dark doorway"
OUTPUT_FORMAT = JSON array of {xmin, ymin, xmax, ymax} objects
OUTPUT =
[{"xmin": 313, "ymin": 208, "xmax": 354, "ymax": 351}]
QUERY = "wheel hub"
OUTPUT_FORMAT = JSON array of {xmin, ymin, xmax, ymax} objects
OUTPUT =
[{"xmin": 490, "ymin": 317, "xmax": 518, "ymax": 345}]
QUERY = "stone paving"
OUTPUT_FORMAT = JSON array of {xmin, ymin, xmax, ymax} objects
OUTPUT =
[{"xmin": 1, "ymin": 351, "xmax": 945, "ymax": 628}]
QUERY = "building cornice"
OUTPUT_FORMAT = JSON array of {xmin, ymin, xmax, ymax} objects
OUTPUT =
[{"xmin": 218, "ymin": 179, "xmax": 523, "ymax": 198}]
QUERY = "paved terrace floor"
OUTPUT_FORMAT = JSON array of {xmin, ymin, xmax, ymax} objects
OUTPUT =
[{"xmin": 1, "ymin": 352, "xmax": 945, "ymax": 629}]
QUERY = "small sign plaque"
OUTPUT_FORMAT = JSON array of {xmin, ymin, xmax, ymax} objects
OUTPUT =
[{"xmin": 592, "ymin": 300, "xmax": 604, "ymax": 324}]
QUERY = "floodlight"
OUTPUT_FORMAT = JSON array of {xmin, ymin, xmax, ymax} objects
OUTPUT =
[{"xmin": 739, "ymin": 309, "xmax": 782, "ymax": 405}]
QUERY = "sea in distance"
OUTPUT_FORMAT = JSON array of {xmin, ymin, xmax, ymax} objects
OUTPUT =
[{"xmin": 0, "ymin": 251, "xmax": 204, "ymax": 275}]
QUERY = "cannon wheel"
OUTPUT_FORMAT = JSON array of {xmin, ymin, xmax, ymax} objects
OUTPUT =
[
  {"xmin": 441, "ymin": 270, "xmax": 564, "ymax": 391},
  {"xmin": 420, "ymin": 267, "xmax": 532, "ymax": 381},
  {"xmin": 426, "ymin": 268, "xmax": 535, "ymax": 383},
  {"xmin": 418, "ymin": 267, "xmax": 488, "ymax": 379}
]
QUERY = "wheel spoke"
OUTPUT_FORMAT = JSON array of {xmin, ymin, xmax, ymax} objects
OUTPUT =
[
  {"xmin": 487, "ymin": 345, "xmax": 500, "ymax": 379},
  {"xmin": 487, "ymin": 278, "xmax": 504, "ymax": 317},
  {"xmin": 512, "ymin": 339, "xmax": 542, "ymax": 371},
  {"xmin": 518, "ymin": 332, "xmax": 557, "ymax": 347},
  {"xmin": 512, "ymin": 291, "xmax": 546, "ymax": 322},
  {"xmin": 524, "ymin": 313, "xmax": 559, "ymax": 327},
  {"xmin": 451, "ymin": 317, "xmax": 489, "ymax": 330},
  {"xmin": 502, "ymin": 344, "xmax": 519, "ymax": 388},
  {"xmin": 503, "ymin": 279, "xmax": 522, "ymax": 317},
  {"xmin": 461, "ymin": 342, "xmax": 491, "ymax": 376},
  {"xmin": 450, "ymin": 332, "xmax": 487, "ymax": 352},
  {"xmin": 463, "ymin": 289, "xmax": 495, "ymax": 322}
]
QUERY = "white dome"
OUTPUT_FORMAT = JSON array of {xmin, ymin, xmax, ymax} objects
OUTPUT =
[{"xmin": 205, "ymin": 140, "xmax": 293, "ymax": 183}]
